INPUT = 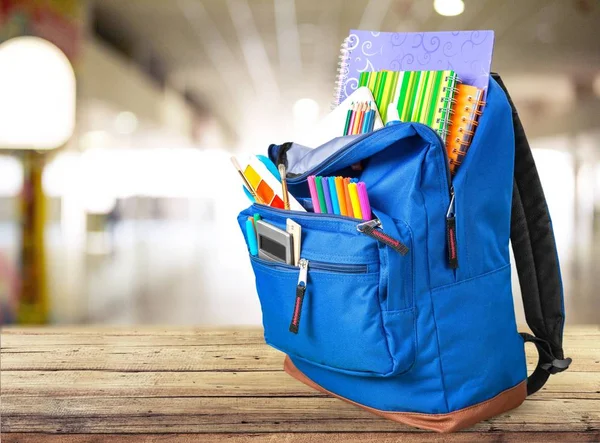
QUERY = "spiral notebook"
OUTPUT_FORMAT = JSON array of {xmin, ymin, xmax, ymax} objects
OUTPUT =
[
  {"xmin": 359, "ymin": 70, "xmax": 459, "ymax": 141},
  {"xmin": 332, "ymin": 30, "xmax": 494, "ymax": 108},
  {"xmin": 446, "ymin": 84, "xmax": 485, "ymax": 175}
]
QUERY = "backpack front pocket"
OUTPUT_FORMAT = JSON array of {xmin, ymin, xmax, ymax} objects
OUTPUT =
[{"xmin": 239, "ymin": 205, "xmax": 416, "ymax": 377}]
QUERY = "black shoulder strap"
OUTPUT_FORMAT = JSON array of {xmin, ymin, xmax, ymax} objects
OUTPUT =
[{"xmin": 492, "ymin": 73, "xmax": 571, "ymax": 395}]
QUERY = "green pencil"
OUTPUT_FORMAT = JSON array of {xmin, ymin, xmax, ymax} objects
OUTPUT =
[{"xmin": 343, "ymin": 103, "xmax": 353, "ymax": 136}]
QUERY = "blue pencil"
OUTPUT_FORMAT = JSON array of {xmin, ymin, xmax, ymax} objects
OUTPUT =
[
  {"xmin": 367, "ymin": 108, "xmax": 375, "ymax": 132},
  {"xmin": 328, "ymin": 177, "xmax": 340, "ymax": 215},
  {"xmin": 361, "ymin": 104, "xmax": 373, "ymax": 133}
]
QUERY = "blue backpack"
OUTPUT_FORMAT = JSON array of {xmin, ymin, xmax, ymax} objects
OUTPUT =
[{"xmin": 237, "ymin": 75, "xmax": 571, "ymax": 432}]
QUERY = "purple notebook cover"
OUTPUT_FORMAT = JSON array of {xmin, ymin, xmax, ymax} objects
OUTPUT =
[{"xmin": 336, "ymin": 30, "xmax": 495, "ymax": 104}]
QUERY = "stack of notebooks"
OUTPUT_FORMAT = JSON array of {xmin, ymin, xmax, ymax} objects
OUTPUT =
[
  {"xmin": 331, "ymin": 30, "xmax": 494, "ymax": 175},
  {"xmin": 358, "ymin": 70, "xmax": 485, "ymax": 174}
]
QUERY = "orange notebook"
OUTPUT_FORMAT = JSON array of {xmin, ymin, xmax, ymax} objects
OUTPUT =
[{"xmin": 446, "ymin": 84, "xmax": 485, "ymax": 175}]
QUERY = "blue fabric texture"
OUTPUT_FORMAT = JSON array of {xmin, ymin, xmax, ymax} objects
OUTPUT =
[{"xmin": 237, "ymin": 78, "xmax": 531, "ymax": 414}]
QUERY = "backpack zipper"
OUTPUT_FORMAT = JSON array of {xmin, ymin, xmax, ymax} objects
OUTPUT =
[
  {"xmin": 288, "ymin": 258, "xmax": 370, "ymax": 334},
  {"xmin": 251, "ymin": 205, "xmax": 409, "ymax": 257},
  {"xmin": 357, "ymin": 219, "xmax": 409, "ymax": 256},
  {"xmin": 446, "ymin": 187, "xmax": 458, "ymax": 269},
  {"xmin": 414, "ymin": 125, "xmax": 458, "ymax": 269},
  {"xmin": 289, "ymin": 258, "xmax": 308, "ymax": 334}
]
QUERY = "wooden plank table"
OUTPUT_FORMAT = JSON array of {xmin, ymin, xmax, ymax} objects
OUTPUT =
[{"xmin": 1, "ymin": 326, "xmax": 599, "ymax": 442}]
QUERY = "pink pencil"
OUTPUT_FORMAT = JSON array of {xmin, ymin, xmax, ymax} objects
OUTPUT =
[
  {"xmin": 308, "ymin": 175, "xmax": 321, "ymax": 213},
  {"xmin": 357, "ymin": 182, "xmax": 372, "ymax": 220}
]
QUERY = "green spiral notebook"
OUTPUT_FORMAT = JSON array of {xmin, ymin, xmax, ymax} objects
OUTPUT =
[{"xmin": 359, "ymin": 70, "xmax": 459, "ymax": 140}]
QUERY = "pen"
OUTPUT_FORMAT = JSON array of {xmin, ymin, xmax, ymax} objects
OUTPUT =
[
  {"xmin": 230, "ymin": 156, "xmax": 265, "ymax": 204},
  {"xmin": 278, "ymin": 164, "xmax": 290, "ymax": 210},
  {"xmin": 357, "ymin": 182, "xmax": 372, "ymax": 220},
  {"xmin": 308, "ymin": 175, "xmax": 321, "ymax": 213},
  {"xmin": 349, "ymin": 182, "xmax": 363, "ymax": 219},
  {"xmin": 344, "ymin": 177, "xmax": 354, "ymax": 218},
  {"xmin": 246, "ymin": 218, "xmax": 258, "ymax": 256}
]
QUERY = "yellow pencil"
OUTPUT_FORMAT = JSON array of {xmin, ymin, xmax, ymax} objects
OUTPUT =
[{"xmin": 348, "ymin": 182, "xmax": 362, "ymax": 219}]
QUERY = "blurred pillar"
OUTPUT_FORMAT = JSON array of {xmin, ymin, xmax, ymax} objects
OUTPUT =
[
  {"xmin": 1, "ymin": 0, "xmax": 84, "ymax": 323},
  {"xmin": 17, "ymin": 152, "xmax": 48, "ymax": 323}
]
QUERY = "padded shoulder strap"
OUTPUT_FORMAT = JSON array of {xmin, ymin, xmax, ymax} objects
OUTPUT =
[{"xmin": 492, "ymin": 73, "xmax": 571, "ymax": 395}]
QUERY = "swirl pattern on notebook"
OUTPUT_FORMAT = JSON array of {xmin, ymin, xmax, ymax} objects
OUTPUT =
[{"xmin": 333, "ymin": 30, "xmax": 494, "ymax": 106}]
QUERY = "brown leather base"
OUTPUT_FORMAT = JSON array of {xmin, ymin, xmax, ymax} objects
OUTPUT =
[{"xmin": 284, "ymin": 356, "xmax": 527, "ymax": 433}]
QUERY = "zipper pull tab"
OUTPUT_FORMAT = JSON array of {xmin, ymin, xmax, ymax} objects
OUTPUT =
[
  {"xmin": 289, "ymin": 259, "xmax": 308, "ymax": 334},
  {"xmin": 357, "ymin": 219, "xmax": 409, "ymax": 256},
  {"xmin": 446, "ymin": 188, "xmax": 459, "ymax": 269}
]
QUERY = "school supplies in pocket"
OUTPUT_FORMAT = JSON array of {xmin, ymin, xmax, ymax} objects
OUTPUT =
[
  {"xmin": 307, "ymin": 176, "xmax": 372, "ymax": 220},
  {"xmin": 295, "ymin": 87, "xmax": 383, "ymax": 148},
  {"xmin": 232, "ymin": 155, "xmax": 305, "ymax": 212},
  {"xmin": 360, "ymin": 69, "xmax": 459, "ymax": 139}
]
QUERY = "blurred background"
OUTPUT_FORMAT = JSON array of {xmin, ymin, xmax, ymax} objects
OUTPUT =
[{"xmin": 0, "ymin": 0, "xmax": 598, "ymax": 326}]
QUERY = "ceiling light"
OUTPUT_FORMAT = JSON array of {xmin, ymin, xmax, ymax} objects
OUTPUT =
[
  {"xmin": 114, "ymin": 111, "xmax": 138, "ymax": 135},
  {"xmin": 433, "ymin": 0, "xmax": 464, "ymax": 17},
  {"xmin": 0, "ymin": 36, "xmax": 76, "ymax": 150}
]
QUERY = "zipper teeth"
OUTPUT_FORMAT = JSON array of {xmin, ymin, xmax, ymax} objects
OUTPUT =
[
  {"xmin": 251, "ymin": 256, "xmax": 369, "ymax": 274},
  {"xmin": 310, "ymin": 261, "xmax": 368, "ymax": 274},
  {"xmin": 283, "ymin": 122, "xmax": 453, "ymax": 198},
  {"xmin": 251, "ymin": 203, "xmax": 363, "ymax": 223},
  {"xmin": 287, "ymin": 128, "xmax": 388, "ymax": 182}
]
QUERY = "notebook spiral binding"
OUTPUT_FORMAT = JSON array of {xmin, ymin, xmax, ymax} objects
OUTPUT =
[
  {"xmin": 331, "ymin": 37, "xmax": 352, "ymax": 110},
  {"xmin": 446, "ymin": 84, "xmax": 486, "ymax": 175}
]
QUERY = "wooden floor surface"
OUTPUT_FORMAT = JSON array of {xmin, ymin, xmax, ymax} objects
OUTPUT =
[{"xmin": 1, "ymin": 326, "xmax": 599, "ymax": 442}]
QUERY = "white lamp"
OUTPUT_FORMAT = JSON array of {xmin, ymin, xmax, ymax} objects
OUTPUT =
[
  {"xmin": 433, "ymin": 0, "xmax": 465, "ymax": 17},
  {"xmin": 0, "ymin": 36, "xmax": 76, "ymax": 150}
]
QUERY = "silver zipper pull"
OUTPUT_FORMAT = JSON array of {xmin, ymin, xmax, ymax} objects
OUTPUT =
[
  {"xmin": 446, "ymin": 187, "xmax": 456, "ymax": 219},
  {"xmin": 356, "ymin": 219, "xmax": 381, "ymax": 232},
  {"xmin": 357, "ymin": 219, "xmax": 409, "ymax": 256},
  {"xmin": 297, "ymin": 258, "xmax": 308, "ymax": 286},
  {"xmin": 446, "ymin": 187, "xmax": 458, "ymax": 269},
  {"xmin": 290, "ymin": 259, "xmax": 308, "ymax": 334}
]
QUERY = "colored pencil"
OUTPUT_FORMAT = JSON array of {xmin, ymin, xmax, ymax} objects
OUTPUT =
[
  {"xmin": 351, "ymin": 102, "xmax": 362, "ymax": 135},
  {"xmin": 353, "ymin": 103, "xmax": 361, "ymax": 135},
  {"xmin": 359, "ymin": 102, "xmax": 367, "ymax": 133},
  {"xmin": 343, "ymin": 103, "xmax": 353, "ymax": 136},
  {"xmin": 363, "ymin": 104, "xmax": 374, "ymax": 133},
  {"xmin": 347, "ymin": 103, "xmax": 357, "ymax": 136},
  {"xmin": 308, "ymin": 175, "xmax": 321, "ymax": 213}
]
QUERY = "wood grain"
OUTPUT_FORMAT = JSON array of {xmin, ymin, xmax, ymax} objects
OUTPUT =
[
  {"xmin": 1, "ymin": 325, "xmax": 599, "ymax": 440},
  {"xmin": 3, "ymin": 433, "xmax": 600, "ymax": 443}
]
